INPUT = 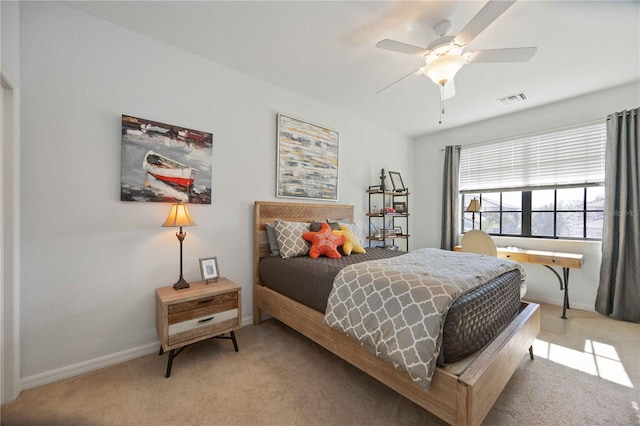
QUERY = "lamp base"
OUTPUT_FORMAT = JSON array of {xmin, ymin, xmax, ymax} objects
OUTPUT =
[{"xmin": 172, "ymin": 277, "xmax": 190, "ymax": 290}]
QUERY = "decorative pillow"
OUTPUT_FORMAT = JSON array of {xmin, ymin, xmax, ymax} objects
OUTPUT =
[
  {"xmin": 302, "ymin": 222, "xmax": 346, "ymax": 259},
  {"xmin": 310, "ymin": 220, "xmax": 340, "ymax": 232},
  {"xmin": 331, "ymin": 230, "xmax": 350, "ymax": 255},
  {"xmin": 275, "ymin": 219, "xmax": 311, "ymax": 259},
  {"xmin": 335, "ymin": 224, "xmax": 367, "ymax": 256},
  {"xmin": 265, "ymin": 223, "xmax": 280, "ymax": 257},
  {"xmin": 309, "ymin": 221, "xmax": 325, "ymax": 232},
  {"xmin": 325, "ymin": 220, "xmax": 341, "ymax": 231},
  {"xmin": 339, "ymin": 222, "xmax": 365, "ymax": 248}
]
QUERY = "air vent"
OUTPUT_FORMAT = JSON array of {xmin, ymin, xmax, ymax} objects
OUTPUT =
[{"xmin": 498, "ymin": 92, "xmax": 528, "ymax": 105}]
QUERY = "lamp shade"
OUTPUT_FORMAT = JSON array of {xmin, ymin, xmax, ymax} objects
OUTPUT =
[
  {"xmin": 465, "ymin": 198, "xmax": 481, "ymax": 213},
  {"xmin": 424, "ymin": 54, "xmax": 466, "ymax": 86},
  {"xmin": 162, "ymin": 203, "xmax": 196, "ymax": 228}
]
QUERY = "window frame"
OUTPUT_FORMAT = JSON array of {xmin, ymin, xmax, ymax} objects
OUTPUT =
[{"xmin": 461, "ymin": 185, "xmax": 604, "ymax": 240}]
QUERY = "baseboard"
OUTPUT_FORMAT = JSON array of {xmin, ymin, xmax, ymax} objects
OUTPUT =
[
  {"xmin": 21, "ymin": 315, "xmax": 255, "ymax": 391},
  {"xmin": 20, "ymin": 342, "xmax": 159, "ymax": 391}
]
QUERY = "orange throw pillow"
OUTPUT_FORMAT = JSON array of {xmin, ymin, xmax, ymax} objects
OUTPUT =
[{"xmin": 302, "ymin": 222, "xmax": 346, "ymax": 259}]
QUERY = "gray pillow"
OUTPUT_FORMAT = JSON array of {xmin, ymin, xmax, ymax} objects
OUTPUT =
[
  {"xmin": 326, "ymin": 220, "xmax": 341, "ymax": 231},
  {"xmin": 309, "ymin": 221, "xmax": 325, "ymax": 232},
  {"xmin": 310, "ymin": 220, "xmax": 340, "ymax": 232},
  {"xmin": 265, "ymin": 223, "xmax": 280, "ymax": 257}
]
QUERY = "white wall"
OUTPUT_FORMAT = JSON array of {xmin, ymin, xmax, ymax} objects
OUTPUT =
[
  {"xmin": 1, "ymin": 1, "xmax": 20, "ymax": 78},
  {"xmin": 412, "ymin": 81, "xmax": 640, "ymax": 310},
  {"xmin": 1, "ymin": 0, "xmax": 22, "ymax": 403},
  {"xmin": 18, "ymin": 1, "xmax": 412, "ymax": 386}
]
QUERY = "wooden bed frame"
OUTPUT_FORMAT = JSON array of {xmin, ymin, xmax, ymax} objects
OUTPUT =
[{"xmin": 253, "ymin": 201, "xmax": 540, "ymax": 426}]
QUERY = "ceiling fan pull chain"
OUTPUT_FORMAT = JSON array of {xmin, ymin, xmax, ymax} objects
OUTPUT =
[{"xmin": 439, "ymin": 84, "xmax": 445, "ymax": 124}]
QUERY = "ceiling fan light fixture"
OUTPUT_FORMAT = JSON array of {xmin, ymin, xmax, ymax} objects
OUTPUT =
[{"xmin": 424, "ymin": 54, "xmax": 466, "ymax": 86}]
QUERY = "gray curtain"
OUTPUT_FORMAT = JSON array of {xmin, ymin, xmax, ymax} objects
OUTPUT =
[
  {"xmin": 440, "ymin": 145, "xmax": 461, "ymax": 250},
  {"xmin": 596, "ymin": 108, "xmax": 640, "ymax": 323}
]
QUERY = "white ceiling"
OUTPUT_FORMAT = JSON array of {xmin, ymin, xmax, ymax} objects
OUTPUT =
[{"xmin": 65, "ymin": 1, "xmax": 640, "ymax": 138}]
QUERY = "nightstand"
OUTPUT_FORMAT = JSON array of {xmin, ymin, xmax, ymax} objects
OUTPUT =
[{"xmin": 155, "ymin": 278, "xmax": 241, "ymax": 377}]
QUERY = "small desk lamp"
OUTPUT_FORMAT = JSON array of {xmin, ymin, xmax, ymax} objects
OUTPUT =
[
  {"xmin": 465, "ymin": 198, "xmax": 481, "ymax": 230},
  {"xmin": 162, "ymin": 203, "xmax": 196, "ymax": 290}
]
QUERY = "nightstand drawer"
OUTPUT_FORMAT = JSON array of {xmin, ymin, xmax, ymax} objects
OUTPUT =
[
  {"xmin": 168, "ymin": 308, "xmax": 239, "ymax": 345},
  {"xmin": 168, "ymin": 292, "xmax": 238, "ymax": 324},
  {"xmin": 169, "ymin": 308, "xmax": 238, "ymax": 335}
]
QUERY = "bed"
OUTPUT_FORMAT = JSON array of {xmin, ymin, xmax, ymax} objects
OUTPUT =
[{"xmin": 253, "ymin": 201, "xmax": 540, "ymax": 426}]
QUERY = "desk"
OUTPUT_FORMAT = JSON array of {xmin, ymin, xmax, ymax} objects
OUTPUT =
[{"xmin": 454, "ymin": 246, "xmax": 584, "ymax": 319}]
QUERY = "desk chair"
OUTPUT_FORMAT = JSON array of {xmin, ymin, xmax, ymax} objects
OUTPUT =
[{"xmin": 461, "ymin": 230, "xmax": 497, "ymax": 256}]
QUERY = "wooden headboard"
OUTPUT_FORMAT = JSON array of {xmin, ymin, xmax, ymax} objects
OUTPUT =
[{"xmin": 253, "ymin": 201, "xmax": 354, "ymax": 285}]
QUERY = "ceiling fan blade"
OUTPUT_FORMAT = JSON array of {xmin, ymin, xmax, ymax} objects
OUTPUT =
[
  {"xmin": 466, "ymin": 47, "xmax": 537, "ymax": 63},
  {"xmin": 442, "ymin": 79, "xmax": 455, "ymax": 100},
  {"xmin": 376, "ymin": 39, "xmax": 429, "ymax": 56},
  {"xmin": 453, "ymin": 0, "xmax": 516, "ymax": 47},
  {"xmin": 376, "ymin": 67, "xmax": 423, "ymax": 94}
]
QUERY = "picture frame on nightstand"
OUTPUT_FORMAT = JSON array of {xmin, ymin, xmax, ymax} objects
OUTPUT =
[{"xmin": 199, "ymin": 257, "xmax": 220, "ymax": 283}]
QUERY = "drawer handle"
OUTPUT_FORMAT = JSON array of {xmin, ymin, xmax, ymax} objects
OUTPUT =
[
  {"xmin": 198, "ymin": 316, "xmax": 214, "ymax": 323},
  {"xmin": 198, "ymin": 298, "xmax": 215, "ymax": 304}
]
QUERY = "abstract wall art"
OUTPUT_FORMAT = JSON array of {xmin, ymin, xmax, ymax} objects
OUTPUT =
[{"xmin": 276, "ymin": 114, "xmax": 339, "ymax": 201}]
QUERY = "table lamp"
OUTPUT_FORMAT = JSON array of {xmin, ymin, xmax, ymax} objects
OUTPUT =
[
  {"xmin": 465, "ymin": 198, "xmax": 481, "ymax": 230},
  {"xmin": 162, "ymin": 203, "xmax": 196, "ymax": 290}
]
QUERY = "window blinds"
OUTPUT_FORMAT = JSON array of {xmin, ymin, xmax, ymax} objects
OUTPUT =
[{"xmin": 459, "ymin": 121, "xmax": 606, "ymax": 192}]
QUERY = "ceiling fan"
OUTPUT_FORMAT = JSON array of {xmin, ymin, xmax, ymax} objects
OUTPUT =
[{"xmin": 376, "ymin": 0, "xmax": 537, "ymax": 121}]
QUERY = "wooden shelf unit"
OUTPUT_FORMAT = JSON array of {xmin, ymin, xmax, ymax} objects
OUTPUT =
[{"xmin": 367, "ymin": 189, "xmax": 409, "ymax": 251}]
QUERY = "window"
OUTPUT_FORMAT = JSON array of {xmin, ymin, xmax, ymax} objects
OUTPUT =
[
  {"xmin": 460, "ymin": 122, "xmax": 606, "ymax": 240},
  {"xmin": 462, "ymin": 188, "xmax": 604, "ymax": 239}
]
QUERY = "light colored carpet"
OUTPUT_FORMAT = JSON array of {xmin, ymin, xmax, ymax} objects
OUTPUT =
[{"xmin": 2, "ymin": 303, "xmax": 639, "ymax": 425}]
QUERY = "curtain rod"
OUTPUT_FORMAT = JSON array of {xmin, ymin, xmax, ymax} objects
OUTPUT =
[{"xmin": 438, "ymin": 117, "xmax": 604, "ymax": 151}]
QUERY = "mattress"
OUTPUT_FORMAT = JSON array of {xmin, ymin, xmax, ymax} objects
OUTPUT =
[{"xmin": 258, "ymin": 248, "xmax": 522, "ymax": 365}]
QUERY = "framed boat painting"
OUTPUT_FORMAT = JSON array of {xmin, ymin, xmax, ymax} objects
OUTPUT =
[
  {"xmin": 120, "ymin": 115, "xmax": 213, "ymax": 204},
  {"xmin": 276, "ymin": 114, "xmax": 339, "ymax": 201}
]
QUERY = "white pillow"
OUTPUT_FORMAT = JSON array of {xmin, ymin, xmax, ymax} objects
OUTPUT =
[
  {"xmin": 340, "ymin": 222, "xmax": 365, "ymax": 248},
  {"xmin": 274, "ymin": 219, "xmax": 311, "ymax": 259}
]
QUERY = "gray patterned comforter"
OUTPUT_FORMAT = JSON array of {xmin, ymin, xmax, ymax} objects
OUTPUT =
[{"xmin": 323, "ymin": 247, "xmax": 525, "ymax": 390}]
